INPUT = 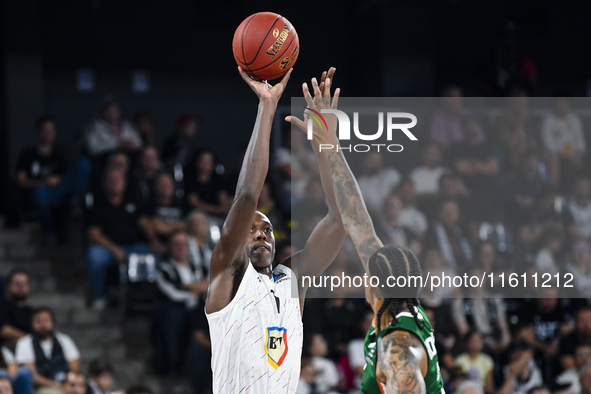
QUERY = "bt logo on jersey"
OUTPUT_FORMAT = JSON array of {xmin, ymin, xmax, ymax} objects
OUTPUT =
[{"xmin": 265, "ymin": 326, "xmax": 289, "ymax": 369}]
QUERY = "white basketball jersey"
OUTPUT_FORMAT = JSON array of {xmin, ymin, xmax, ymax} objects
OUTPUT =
[{"xmin": 206, "ymin": 262, "xmax": 303, "ymax": 394}]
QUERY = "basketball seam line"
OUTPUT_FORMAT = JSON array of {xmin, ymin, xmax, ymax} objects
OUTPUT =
[
  {"xmin": 241, "ymin": 13, "xmax": 258, "ymax": 73},
  {"xmin": 244, "ymin": 14, "xmax": 282, "ymax": 67}
]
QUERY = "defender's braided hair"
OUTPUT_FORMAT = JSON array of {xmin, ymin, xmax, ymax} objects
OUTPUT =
[{"xmin": 369, "ymin": 246, "xmax": 424, "ymax": 333}]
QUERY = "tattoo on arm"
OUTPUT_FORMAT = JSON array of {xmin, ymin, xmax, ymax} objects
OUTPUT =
[
  {"xmin": 379, "ymin": 331, "xmax": 427, "ymax": 394},
  {"xmin": 326, "ymin": 150, "xmax": 381, "ymax": 272}
]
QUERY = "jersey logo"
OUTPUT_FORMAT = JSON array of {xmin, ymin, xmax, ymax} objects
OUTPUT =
[
  {"xmin": 273, "ymin": 272, "xmax": 287, "ymax": 283},
  {"xmin": 265, "ymin": 326, "xmax": 289, "ymax": 369}
]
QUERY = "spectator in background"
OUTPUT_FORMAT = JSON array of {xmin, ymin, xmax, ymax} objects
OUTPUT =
[
  {"xmin": 186, "ymin": 210, "xmax": 214, "ymax": 276},
  {"xmin": 565, "ymin": 177, "xmax": 591, "ymax": 241},
  {"xmin": 296, "ymin": 359, "xmax": 316, "ymax": 394},
  {"xmin": 419, "ymin": 173, "xmax": 475, "ymax": 225},
  {"xmin": 397, "ymin": 179, "xmax": 428, "ymax": 238},
  {"xmin": 0, "ymin": 345, "xmax": 33, "ymax": 394},
  {"xmin": 559, "ymin": 307, "xmax": 591, "ymax": 371},
  {"xmin": 86, "ymin": 359, "xmax": 114, "ymax": 394},
  {"xmin": 429, "ymin": 86, "xmax": 466, "ymax": 150},
  {"xmin": 15, "ymin": 307, "xmax": 80, "ymax": 394},
  {"xmin": 0, "ymin": 376, "xmax": 13, "ymax": 394},
  {"xmin": 534, "ymin": 227, "xmax": 564, "ymax": 276},
  {"xmin": 517, "ymin": 188, "xmax": 563, "ymax": 254},
  {"xmin": 425, "ymin": 199, "xmax": 473, "ymax": 270},
  {"xmin": 306, "ymin": 333, "xmax": 339, "ymax": 394},
  {"xmin": 185, "ymin": 149, "xmax": 231, "ymax": 219},
  {"xmin": 86, "ymin": 168, "xmax": 157, "ymax": 310},
  {"xmin": 132, "ymin": 110, "xmax": 156, "ymax": 147},
  {"xmin": 292, "ymin": 178, "xmax": 328, "ymax": 224},
  {"xmin": 162, "ymin": 113, "xmax": 200, "ymax": 168},
  {"xmin": 257, "ymin": 182, "xmax": 287, "ymax": 241},
  {"xmin": 498, "ymin": 339, "xmax": 543, "ymax": 394},
  {"xmin": 455, "ymin": 331, "xmax": 495, "ymax": 392},
  {"xmin": 62, "ymin": 372, "xmax": 86, "ymax": 394},
  {"xmin": 15, "ymin": 116, "xmax": 90, "ymax": 240},
  {"xmin": 0, "ymin": 270, "xmax": 33, "ymax": 343},
  {"xmin": 356, "ymin": 151, "xmax": 401, "ymax": 214},
  {"xmin": 556, "ymin": 344, "xmax": 591, "ymax": 394},
  {"xmin": 541, "ymin": 94, "xmax": 586, "ymax": 191},
  {"xmin": 454, "ymin": 380, "xmax": 484, "ymax": 394},
  {"xmin": 408, "ymin": 143, "xmax": 450, "ymax": 199},
  {"xmin": 149, "ymin": 173, "xmax": 186, "ymax": 243},
  {"xmin": 449, "ymin": 116, "xmax": 500, "ymax": 220},
  {"xmin": 131, "ymin": 145, "xmax": 164, "ymax": 204},
  {"xmin": 152, "ymin": 230, "xmax": 208, "ymax": 375},
  {"xmin": 84, "ymin": 100, "xmax": 142, "ymax": 158},
  {"xmin": 374, "ymin": 192, "xmax": 421, "ymax": 257},
  {"xmin": 566, "ymin": 239, "xmax": 591, "ymax": 297},
  {"xmin": 419, "ymin": 248, "xmax": 457, "ymax": 306},
  {"xmin": 275, "ymin": 126, "xmax": 318, "ymax": 208},
  {"xmin": 503, "ymin": 151, "xmax": 547, "ymax": 226}
]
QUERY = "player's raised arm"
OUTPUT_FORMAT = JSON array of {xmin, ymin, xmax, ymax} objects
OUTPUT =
[
  {"xmin": 206, "ymin": 67, "xmax": 292, "ymax": 314},
  {"xmin": 285, "ymin": 69, "xmax": 347, "ymax": 292},
  {"xmin": 302, "ymin": 91, "xmax": 382, "ymax": 273}
]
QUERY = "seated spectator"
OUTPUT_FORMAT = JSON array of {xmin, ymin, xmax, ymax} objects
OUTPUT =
[
  {"xmin": 503, "ymin": 151, "xmax": 548, "ymax": 226},
  {"xmin": 419, "ymin": 248, "xmax": 457, "ymax": 306},
  {"xmin": 517, "ymin": 187, "xmax": 564, "ymax": 254},
  {"xmin": 419, "ymin": 173, "xmax": 475, "ymax": 225},
  {"xmin": 498, "ymin": 339, "xmax": 543, "ymax": 394},
  {"xmin": 449, "ymin": 116, "xmax": 500, "ymax": 220},
  {"xmin": 357, "ymin": 151, "xmax": 401, "ymax": 214},
  {"xmin": 452, "ymin": 269, "xmax": 511, "ymax": 353},
  {"xmin": 274, "ymin": 126, "xmax": 318, "ymax": 207},
  {"xmin": 409, "ymin": 143, "xmax": 450, "ymax": 199},
  {"xmin": 559, "ymin": 306, "xmax": 591, "ymax": 371},
  {"xmin": 62, "ymin": 372, "xmax": 85, "ymax": 394},
  {"xmin": 454, "ymin": 380, "xmax": 484, "ymax": 394},
  {"xmin": 557, "ymin": 344, "xmax": 591, "ymax": 394},
  {"xmin": 162, "ymin": 113, "xmax": 200, "ymax": 168},
  {"xmin": 186, "ymin": 210, "xmax": 214, "ymax": 274},
  {"xmin": 0, "ymin": 270, "xmax": 33, "ymax": 344},
  {"xmin": 0, "ymin": 376, "xmax": 13, "ymax": 394},
  {"xmin": 86, "ymin": 359, "xmax": 114, "ymax": 394},
  {"xmin": 132, "ymin": 110, "xmax": 156, "ymax": 147},
  {"xmin": 425, "ymin": 199, "xmax": 473, "ymax": 270},
  {"xmin": 397, "ymin": 179, "xmax": 428, "ymax": 238},
  {"xmin": 534, "ymin": 227, "xmax": 564, "ymax": 275},
  {"xmin": 184, "ymin": 149, "xmax": 231, "ymax": 219},
  {"xmin": 292, "ymin": 178, "xmax": 328, "ymax": 225},
  {"xmin": 541, "ymin": 94, "xmax": 586, "ymax": 191},
  {"xmin": 15, "ymin": 116, "xmax": 89, "ymax": 239},
  {"xmin": 347, "ymin": 311, "xmax": 374, "ymax": 390},
  {"xmin": 566, "ymin": 239, "xmax": 591, "ymax": 297},
  {"xmin": 149, "ymin": 173, "xmax": 186, "ymax": 242},
  {"xmin": 470, "ymin": 242, "xmax": 507, "ymax": 289},
  {"xmin": 429, "ymin": 86, "xmax": 466, "ymax": 151},
  {"xmin": 15, "ymin": 307, "xmax": 80, "ymax": 394},
  {"xmin": 257, "ymin": 181, "xmax": 287, "ymax": 241},
  {"xmin": 374, "ymin": 192, "xmax": 421, "ymax": 257},
  {"xmin": 131, "ymin": 145, "xmax": 165, "ymax": 204},
  {"xmin": 152, "ymin": 230, "xmax": 208, "ymax": 375},
  {"xmin": 306, "ymin": 333, "xmax": 339, "ymax": 394},
  {"xmin": 0, "ymin": 346, "xmax": 33, "ymax": 394},
  {"xmin": 84, "ymin": 100, "xmax": 142, "ymax": 158},
  {"xmin": 565, "ymin": 177, "xmax": 591, "ymax": 241},
  {"xmin": 86, "ymin": 168, "xmax": 157, "ymax": 309},
  {"xmin": 455, "ymin": 331, "xmax": 495, "ymax": 391},
  {"xmin": 296, "ymin": 359, "xmax": 316, "ymax": 394},
  {"xmin": 579, "ymin": 364, "xmax": 591, "ymax": 394}
]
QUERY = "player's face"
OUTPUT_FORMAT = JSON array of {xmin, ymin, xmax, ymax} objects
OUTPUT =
[{"xmin": 246, "ymin": 212, "xmax": 275, "ymax": 269}]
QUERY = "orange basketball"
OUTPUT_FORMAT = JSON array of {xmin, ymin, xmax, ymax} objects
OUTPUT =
[{"xmin": 232, "ymin": 12, "xmax": 299, "ymax": 81}]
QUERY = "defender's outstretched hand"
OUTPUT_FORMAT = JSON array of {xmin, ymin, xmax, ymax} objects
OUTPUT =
[
  {"xmin": 238, "ymin": 67, "xmax": 293, "ymax": 103},
  {"xmin": 286, "ymin": 67, "xmax": 340, "ymax": 147}
]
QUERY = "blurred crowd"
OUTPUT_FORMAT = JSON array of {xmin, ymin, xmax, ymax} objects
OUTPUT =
[{"xmin": 2, "ymin": 88, "xmax": 591, "ymax": 394}]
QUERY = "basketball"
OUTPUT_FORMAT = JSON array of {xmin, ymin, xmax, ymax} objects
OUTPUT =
[{"xmin": 232, "ymin": 12, "xmax": 299, "ymax": 81}]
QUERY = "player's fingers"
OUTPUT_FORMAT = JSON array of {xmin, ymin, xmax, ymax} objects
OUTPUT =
[
  {"xmin": 303, "ymin": 83, "xmax": 315, "ymax": 108},
  {"xmin": 331, "ymin": 88, "xmax": 340, "ymax": 109},
  {"xmin": 237, "ymin": 67, "xmax": 255, "ymax": 85},
  {"xmin": 327, "ymin": 67, "xmax": 336, "ymax": 82},
  {"xmin": 311, "ymin": 77, "xmax": 322, "ymax": 100},
  {"xmin": 285, "ymin": 116, "xmax": 307, "ymax": 132},
  {"xmin": 320, "ymin": 71, "xmax": 327, "ymax": 86},
  {"xmin": 277, "ymin": 68, "xmax": 293, "ymax": 89}
]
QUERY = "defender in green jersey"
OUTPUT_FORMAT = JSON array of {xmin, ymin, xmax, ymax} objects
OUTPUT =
[{"xmin": 290, "ymin": 77, "xmax": 445, "ymax": 393}]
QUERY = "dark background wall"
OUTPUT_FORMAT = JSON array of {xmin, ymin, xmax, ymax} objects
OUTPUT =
[{"xmin": 2, "ymin": 0, "xmax": 591, "ymax": 209}]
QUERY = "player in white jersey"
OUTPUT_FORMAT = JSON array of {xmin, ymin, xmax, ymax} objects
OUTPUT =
[{"xmin": 205, "ymin": 67, "xmax": 346, "ymax": 394}]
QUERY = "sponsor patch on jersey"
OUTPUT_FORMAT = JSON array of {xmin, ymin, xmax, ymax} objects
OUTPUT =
[
  {"xmin": 265, "ymin": 326, "xmax": 288, "ymax": 369},
  {"xmin": 272, "ymin": 272, "xmax": 288, "ymax": 284}
]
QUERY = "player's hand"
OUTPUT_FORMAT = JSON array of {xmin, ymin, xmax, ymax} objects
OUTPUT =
[
  {"xmin": 285, "ymin": 67, "xmax": 340, "ymax": 148},
  {"xmin": 238, "ymin": 67, "xmax": 293, "ymax": 104}
]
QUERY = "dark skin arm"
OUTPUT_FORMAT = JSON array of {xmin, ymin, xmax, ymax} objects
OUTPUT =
[
  {"xmin": 284, "ymin": 68, "xmax": 347, "ymax": 308},
  {"xmin": 205, "ymin": 68, "xmax": 292, "ymax": 314},
  {"xmin": 377, "ymin": 330, "xmax": 427, "ymax": 394}
]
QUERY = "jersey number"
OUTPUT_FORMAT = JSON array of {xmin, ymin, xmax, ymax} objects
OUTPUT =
[{"xmin": 424, "ymin": 333, "xmax": 437, "ymax": 360}]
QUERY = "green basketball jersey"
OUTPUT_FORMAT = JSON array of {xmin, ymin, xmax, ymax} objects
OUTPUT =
[{"xmin": 361, "ymin": 305, "xmax": 445, "ymax": 394}]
